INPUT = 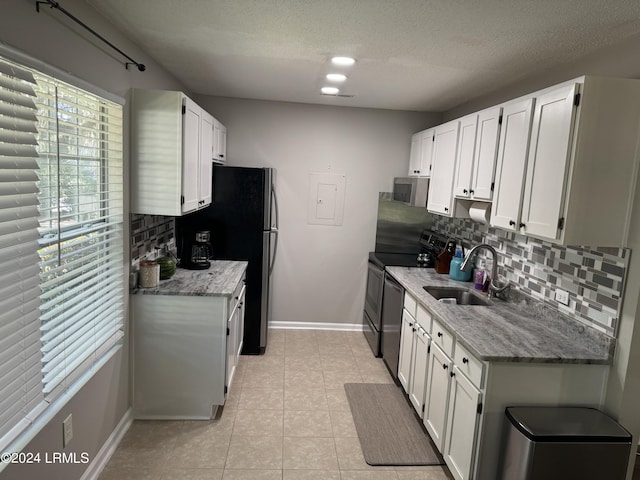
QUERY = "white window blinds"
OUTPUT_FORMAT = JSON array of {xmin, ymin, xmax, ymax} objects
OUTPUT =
[
  {"xmin": 33, "ymin": 73, "xmax": 124, "ymax": 400},
  {"xmin": 0, "ymin": 51, "xmax": 124, "ymax": 455},
  {"xmin": 0, "ymin": 58, "xmax": 47, "ymax": 451}
]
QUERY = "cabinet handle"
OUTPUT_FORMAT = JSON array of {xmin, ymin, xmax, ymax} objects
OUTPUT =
[
  {"xmin": 409, "ymin": 322, "xmax": 414, "ymax": 327},
  {"xmin": 519, "ymin": 222, "xmax": 526, "ymax": 229},
  {"xmin": 442, "ymin": 363, "xmax": 448, "ymax": 370},
  {"xmin": 462, "ymin": 357, "xmax": 469, "ymax": 364},
  {"xmin": 444, "ymin": 207, "xmax": 449, "ymax": 212},
  {"xmin": 469, "ymin": 189, "xmax": 474, "ymax": 195},
  {"xmin": 509, "ymin": 220, "xmax": 516, "ymax": 226},
  {"xmin": 220, "ymin": 154, "xmax": 224, "ymax": 158},
  {"xmin": 437, "ymin": 332, "xmax": 443, "ymax": 338},
  {"xmin": 463, "ymin": 189, "xmax": 468, "ymax": 194},
  {"xmin": 450, "ymin": 371, "xmax": 455, "ymax": 377},
  {"xmin": 412, "ymin": 327, "xmax": 416, "ymax": 332}
]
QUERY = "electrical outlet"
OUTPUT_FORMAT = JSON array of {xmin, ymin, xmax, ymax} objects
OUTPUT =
[
  {"xmin": 63, "ymin": 414, "xmax": 73, "ymax": 447},
  {"xmin": 555, "ymin": 289, "xmax": 570, "ymax": 306}
]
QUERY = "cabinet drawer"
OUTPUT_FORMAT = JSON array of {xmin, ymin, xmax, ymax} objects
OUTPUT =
[
  {"xmin": 228, "ymin": 277, "xmax": 246, "ymax": 314},
  {"xmin": 454, "ymin": 342, "xmax": 485, "ymax": 389},
  {"xmin": 404, "ymin": 292, "xmax": 417, "ymax": 318},
  {"xmin": 416, "ymin": 304, "xmax": 432, "ymax": 332},
  {"xmin": 431, "ymin": 317, "xmax": 454, "ymax": 357}
]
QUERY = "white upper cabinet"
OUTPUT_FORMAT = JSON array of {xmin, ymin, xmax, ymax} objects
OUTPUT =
[
  {"xmin": 489, "ymin": 76, "xmax": 640, "ymax": 246},
  {"xmin": 519, "ymin": 84, "xmax": 578, "ymax": 240},
  {"xmin": 131, "ymin": 89, "xmax": 215, "ymax": 216},
  {"xmin": 452, "ymin": 114, "xmax": 478, "ymax": 198},
  {"xmin": 452, "ymin": 107, "xmax": 502, "ymax": 202},
  {"xmin": 471, "ymin": 107, "xmax": 502, "ymax": 201},
  {"xmin": 427, "ymin": 120, "xmax": 460, "ymax": 216},
  {"xmin": 213, "ymin": 118, "xmax": 227, "ymax": 163},
  {"xmin": 409, "ymin": 128, "xmax": 435, "ymax": 177},
  {"xmin": 200, "ymin": 111, "xmax": 214, "ymax": 207},
  {"xmin": 182, "ymin": 97, "xmax": 202, "ymax": 214},
  {"xmin": 408, "ymin": 132, "xmax": 423, "ymax": 176},
  {"xmin": 490, "ymin": 98, "xmax": 535, "ymax": 232}
]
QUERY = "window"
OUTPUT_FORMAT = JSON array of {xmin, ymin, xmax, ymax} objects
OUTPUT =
[
  {"xmin": 34, "ymin": 72, "xmax": 124, "ymax": 400},
  {"xmin": 0, "ymin": 53, "xmax": 124, "ymax": 451}
]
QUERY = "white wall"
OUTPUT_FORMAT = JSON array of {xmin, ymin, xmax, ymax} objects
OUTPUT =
[
  {"xmin": 1, "ymin": 1, "xmax": 187, "ymax": 479},
  {"xmin": 194, "ymin": 95, "xmax": 439, "ymax": 328}
]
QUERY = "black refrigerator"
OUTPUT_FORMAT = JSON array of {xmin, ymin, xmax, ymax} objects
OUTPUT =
[{"xmin": 177, "ymin": 165, "xmax": 278, "ymax": 354}]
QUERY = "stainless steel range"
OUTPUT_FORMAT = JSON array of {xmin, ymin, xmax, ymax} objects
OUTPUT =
[{"xmin": 363, "ymin": 229, "xmax": 448, "ymax": 368}]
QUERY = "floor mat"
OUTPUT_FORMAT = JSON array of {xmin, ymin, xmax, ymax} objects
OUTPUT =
[{"xmin": 344, "ymin": 383, "xmax": 445, "ymax": 466}]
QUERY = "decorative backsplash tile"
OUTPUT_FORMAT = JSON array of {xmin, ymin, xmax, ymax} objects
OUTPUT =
[
  {"xmin": 431, "ymin": 217, "xmax": 629, "ymax": 337},
  {"xmin": 130, "ymin": 214, "xmax": 175, "ymax": 267}
]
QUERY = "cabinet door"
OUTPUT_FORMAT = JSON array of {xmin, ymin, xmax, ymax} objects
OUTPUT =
[
  {"xmin": 471, "ymin": 107, "xmax": 502, "ymax": 201},
  {"xmin": 424, "ymin": 343, "xmax": 452, "ymax": 452},
  {"xmin": 409, "ymin": 325, "xmax": 430, "ymax": 418},
  {"xmin": 226, "ymin": 304, "xmax": 237, "ymax": 394},
  {"xmin": 199, "ymin": 112, "xmax": 214, "ymax": 207},
  {"xmin": 490, "ymin": 98, "xmax": 534, "ymax": 231},
  {"xmin": 444, "ymin": 367, "xmax": 483, "ymax": 480},
  {"xmin": 398, "ymin": 309, "xmax": 415, "ymax": 392},
  {"xmin": 520, "ymin": 84, "xmax": 578, "ymax": 240},
  {"xmin": 218, "ymin": 123, "xmax": 227, "ymax": 162},
  {"xmin": 420, "ymin": 128, "xmax": 435, "ymax": 176},
  {"xmin": 213, "ymin": 119, "xmax": 227, "ymax": 163},
  {"xmin": 235, "ymin": 285, "xmax": 245, "ymax": 359},
  {"xmin": 427, "ymin": 121, "xmax": 460, "ymax": 216},
  {"xmin": 452, "ymin": 114, "xmax": 478, "ymax": 198},
  {"xmin": 408, "ymin": 132, "xmax": 423, "ymax": 176},
  {"xmin": 182, "ymin": 97, "xmax": 201, "ymax": 214}
]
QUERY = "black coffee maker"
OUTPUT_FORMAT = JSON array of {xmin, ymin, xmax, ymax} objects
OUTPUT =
[{"xmin": 182, "ymin": 230, "xmax": 212, "ymax": 270}]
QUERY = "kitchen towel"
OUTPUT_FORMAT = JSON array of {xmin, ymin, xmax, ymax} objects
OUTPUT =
[{"xmin": 344, "ymin": 383, "xmax": 445, "ymax": 466}]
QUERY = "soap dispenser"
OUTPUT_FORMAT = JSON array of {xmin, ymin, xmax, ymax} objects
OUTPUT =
[{"xmin": 449, "ymin": 246, "xmax": 472, "ymax": 281}]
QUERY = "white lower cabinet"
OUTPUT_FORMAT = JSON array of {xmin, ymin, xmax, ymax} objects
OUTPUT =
[
  {"xmin": 444, "ymin": 366, "xmax": 483, "ymax": 480},
  {"xmin": 408, "ymin": 322, "xmax": 431, "ymax": 417},
  {"xmin": 397, "ymin": 291, "xmax": 608, "ymax": 480},
  {"xmin": 423, "ymin": 342, "xmax": 452, "ymax": 452},
  {"xmin": 226, "ymin": 281, "xmax": 246, "ymax": 394},
  {"xmin": 132, "ymin": 274, "xmax": 246, "ymax": 419},
  {"xmin": 398, "ymin": 309, "xmax": 415, "ymax": 391}
]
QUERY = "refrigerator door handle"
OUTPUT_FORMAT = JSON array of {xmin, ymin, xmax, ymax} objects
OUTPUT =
[
  {"xmin": 271, "ymin": 186, "xmax": 279, "ymax": 230},
  {"xmin": 269, "ymin": 228, "xmax": 278, "ymax": 276}
]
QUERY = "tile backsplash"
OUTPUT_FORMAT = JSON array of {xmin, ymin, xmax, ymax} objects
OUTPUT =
[
  {"xmin": 130, "ymin": 214, "xmax": 175, "ymax": 267},
  {"xmin": 431, "ymin": 217, "xmax": 629, "ymax": 337}
]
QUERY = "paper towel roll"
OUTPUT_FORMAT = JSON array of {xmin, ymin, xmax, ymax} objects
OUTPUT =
[{"xmin": 469, "ymin": 202, "xmax": 491, "ymax": 224}]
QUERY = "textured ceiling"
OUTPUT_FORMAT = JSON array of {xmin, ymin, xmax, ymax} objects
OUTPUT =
[{"xmin": 87, "ymin": 0, "xmax": 640, "ymax": 111}]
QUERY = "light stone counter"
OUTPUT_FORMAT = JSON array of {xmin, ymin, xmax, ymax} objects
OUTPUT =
[
  {"xmin": 132, "ymin": 260, "xmax": 247, "ymax": 297},
  {"xmin": 386, "ymin": 266, "xmax": 614, "ymax": 364}
]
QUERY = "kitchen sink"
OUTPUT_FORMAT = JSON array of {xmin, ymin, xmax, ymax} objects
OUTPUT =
[{"xmin": 423, "ymin": 286, "xmax": 491, "ymax": 306}]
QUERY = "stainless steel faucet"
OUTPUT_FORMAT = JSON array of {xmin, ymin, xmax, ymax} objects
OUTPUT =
[{"xmin": 460, "ymin": 243, "xmax": 510, "ymax": 298}]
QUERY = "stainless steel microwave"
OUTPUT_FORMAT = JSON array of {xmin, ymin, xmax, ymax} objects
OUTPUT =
[{"xmin": 393, "ymin": 177, "xmax": 429, "ymax": 207}]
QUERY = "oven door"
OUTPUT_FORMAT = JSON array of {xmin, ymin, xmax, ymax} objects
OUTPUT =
[{"xmin": 364, "ymin": 260, "xmax": 384, "ymax": 331}]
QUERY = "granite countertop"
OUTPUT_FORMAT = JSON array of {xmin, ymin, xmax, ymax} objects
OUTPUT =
[
  {"xmin": 132, "ymin": 260, "xmax": 247, "ymax": 296},
  {"xmin": 386, "ymin": 266, "xmax": 614, "ymax": 365}
]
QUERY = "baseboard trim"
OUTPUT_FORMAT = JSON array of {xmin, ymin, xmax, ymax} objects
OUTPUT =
[
  {"xmin": 81, "ymin": 408, "xmax": 133, "ymax": 480},
  {"xmin": 269, "ymin": 321, "xmax": 365, "ymax": 332}
]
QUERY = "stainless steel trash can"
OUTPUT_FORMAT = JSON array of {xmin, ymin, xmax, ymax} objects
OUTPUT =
[{"xmin": 500, "ymin": 406, "xmax": 631, "ymax": 480}]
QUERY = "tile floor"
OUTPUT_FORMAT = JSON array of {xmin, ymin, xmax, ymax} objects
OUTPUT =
[{"xmin": 99, "ymin": 329, "xmax": 453, "ymax": 480}]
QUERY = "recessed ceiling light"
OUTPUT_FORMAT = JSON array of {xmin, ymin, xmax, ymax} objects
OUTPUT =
[
  {"xmin": 326, "ymin": 73, "xmax": 347, "ymax": 82},
  {"xmin": 331, "ymin": 56, "xmax": 356, "ymax": 66},
  {"xmin": 321, "ymin": 86, "xmax": 340, "ymax": 95}
]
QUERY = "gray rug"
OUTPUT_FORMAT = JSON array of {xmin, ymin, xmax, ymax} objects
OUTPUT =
[{"xmin": 344, "ymin": 383, "xmax": 444, "ymax": 466}]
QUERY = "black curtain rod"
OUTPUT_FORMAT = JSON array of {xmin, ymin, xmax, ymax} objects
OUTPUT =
[{"xmin": 35, "ymin": 0, "xmax": 146, "ymax": 72}]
